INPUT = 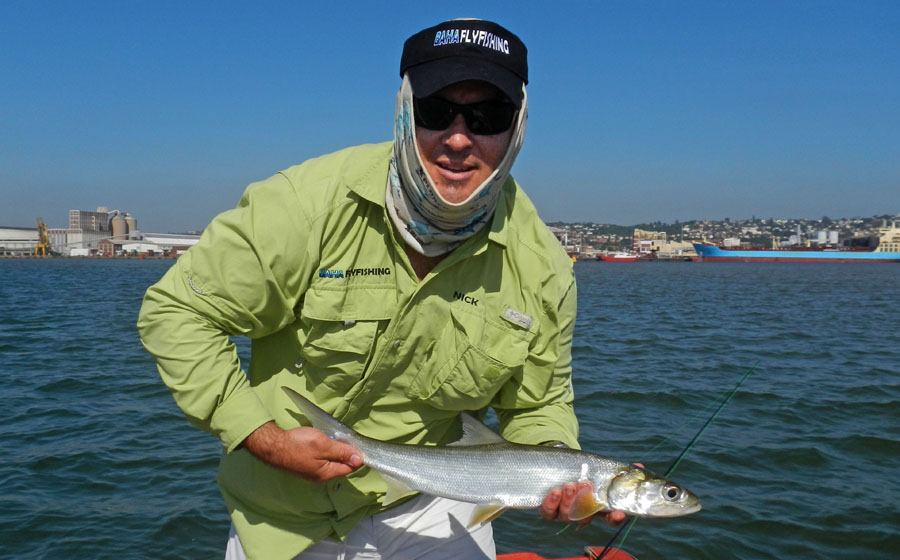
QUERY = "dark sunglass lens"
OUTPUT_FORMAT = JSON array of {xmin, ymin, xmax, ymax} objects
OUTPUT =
[
  {"xmin": 466, "ymin": 101, "xmax": 516, "ymax": 135},
  {"xmin": 414, "ymin": 97, "xmax": 455, "ymax": 130},
  {"xmin": 465, "ymin": 107, "xmax": 491, "ymax": 135}
]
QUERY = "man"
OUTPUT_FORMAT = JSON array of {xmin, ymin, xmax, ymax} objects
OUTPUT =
[{"xmin": 138, "ymin": 19, "xmax": 625, "ymax": 560}]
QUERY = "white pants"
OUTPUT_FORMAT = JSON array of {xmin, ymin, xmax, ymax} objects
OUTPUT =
[{"xmin": 224, "ymin": 495, "xmax": 496, "ymax": 560}]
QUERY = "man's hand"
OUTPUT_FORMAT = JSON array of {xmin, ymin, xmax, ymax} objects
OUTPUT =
[
  {"xmin": 539, "ymin": 481, "xmax": 627, "ymax": 528},
  {"xmin": 241, "ymin": 421, "xmax": 363, "ymax": 482}
]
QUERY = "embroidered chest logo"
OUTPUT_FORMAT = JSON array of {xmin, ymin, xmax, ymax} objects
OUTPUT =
[{"xmin": 318, "ymin": 267, "xmax": 392, "ymax": 279}]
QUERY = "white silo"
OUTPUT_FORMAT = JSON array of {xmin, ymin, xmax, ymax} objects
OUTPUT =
[{"xmin": 125, "ymin": 214, "xmax": 138, "ymax": 239}]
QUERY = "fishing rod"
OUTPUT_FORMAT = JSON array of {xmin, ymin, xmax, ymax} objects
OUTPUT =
[{"xmin": 594, "ymin": 362, "xmax": 758, "ymax": 560}]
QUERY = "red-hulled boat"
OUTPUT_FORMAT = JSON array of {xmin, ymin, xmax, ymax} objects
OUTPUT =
[
  {"xmin": 597, "ymin": 252, "xmax": 641, "ymax": 262},
  {"xmin": 499, "ymin": 546, "xmax": 638, "ymax": 560}
]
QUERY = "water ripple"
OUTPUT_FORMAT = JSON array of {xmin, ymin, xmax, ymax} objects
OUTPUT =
[{"xmin": 2, "ymin": 259, "xmax": 899, "ymax": 559}]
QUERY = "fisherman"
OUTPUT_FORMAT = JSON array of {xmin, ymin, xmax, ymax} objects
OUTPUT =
[{"xmin": 138, "ymin": 18, "xmax": 627, "ymax": 560}]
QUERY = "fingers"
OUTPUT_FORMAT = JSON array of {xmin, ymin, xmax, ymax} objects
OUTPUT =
[
  {"xmin": 314, "ymin": 460, "xmax": 358, "ymax": 480},
  {"xmin": 560, "ymin": 482, "xmax": 587, "ymax": 522},
  {"xmin": 540, "ymin": 482, "xmax": 587, "ymax": 523},
  {"xmin": 317, "ymin": 437, "xmax": 363, "ymax": 468},
  {"xmin": 596, "ymin": 510, "xmax": 627, "ymax": 527},
  {"xmin": 244, "ymin": 423, "xmax": 363, "ymax": 483},
  {"xmin": 296, "ymin": 430, "xmax": 364, "ymax": 482},
  {"xmin": 539, "ymin": 481, "xmax": 628, "ymax": 528},
  {"xmin": 540, "ymin": 487, "xmax": 563, "ymax": 520},
  {"xmin": 315, "ymin": 440, "xmax": 364, "ymax": 479}
]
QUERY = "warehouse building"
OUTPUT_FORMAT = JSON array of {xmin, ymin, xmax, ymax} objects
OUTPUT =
[{"xmin": 0, "ymin": 226, "xmax": 39, "ymax": 256}]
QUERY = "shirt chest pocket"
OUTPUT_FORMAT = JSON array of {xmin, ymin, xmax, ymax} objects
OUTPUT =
[
  {"xmin": 407, "ymin": 306, "xmax": 535, "ymax": 411},
  {"xmin": 296, "ymin": 285, "xmax": 395, "ymax": 394}
]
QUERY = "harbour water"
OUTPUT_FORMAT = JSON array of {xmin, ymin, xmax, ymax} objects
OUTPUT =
[{"xmin": 1, "ymin": 259, "xmax": 897, "ymax": 559}]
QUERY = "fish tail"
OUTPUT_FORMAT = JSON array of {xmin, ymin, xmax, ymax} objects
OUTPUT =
[{"xmin": 282, "ymin": 387, "xmax": 352, "ymax": 440}]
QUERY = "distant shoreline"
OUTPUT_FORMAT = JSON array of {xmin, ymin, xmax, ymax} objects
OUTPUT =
[{"xmin": 0, "ymin": 255, "xmax": 175, "ymax": 260}]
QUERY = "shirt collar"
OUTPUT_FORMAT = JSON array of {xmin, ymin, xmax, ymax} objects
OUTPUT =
[
  {"xmin": 346, "ymin": 142, "xmax": 393, "ymax": 206},
  {"xmin": 486, "ymin": 176, "xmax": 516, "ymax": 249}
]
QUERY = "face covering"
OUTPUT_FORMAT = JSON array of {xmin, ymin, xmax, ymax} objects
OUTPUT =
[{"xmin": 385, "ymin": 74, "xmax": 528, "ymax": 256}]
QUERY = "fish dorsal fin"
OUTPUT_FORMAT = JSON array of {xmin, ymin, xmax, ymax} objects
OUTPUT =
[
  {"xmin": 381, "ymin": 473, "xmax": 417, "ymax": 506},
  {"xmin": 468, "ymin": 503, "xmax": 508, "ymax": 527},
  {"xmin": 569, "ymin": 485, "xmax": 607, "ymax": 521},
  {"xmin": 449, "ymin": 413, "xmax": 506, "ymax": 446}
]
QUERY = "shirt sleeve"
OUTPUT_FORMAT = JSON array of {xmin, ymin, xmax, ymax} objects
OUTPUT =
[
  {"xmin": 493, "ymin": 272, "xmax": 579, "ymax": 449},
  {"xmin": 137, "ymin": 172, "xmax": 316, "ymax": 452}
]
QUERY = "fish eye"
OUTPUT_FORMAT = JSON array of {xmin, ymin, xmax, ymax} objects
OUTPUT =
[{"xmin": 663, "ymin": 485, "xmax": 681, "ymax": 501}]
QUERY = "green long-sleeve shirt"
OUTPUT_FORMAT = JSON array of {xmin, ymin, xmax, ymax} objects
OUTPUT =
[{"xmin": 137, "ymin": 141, "xmax": 578, "ymax": 559}]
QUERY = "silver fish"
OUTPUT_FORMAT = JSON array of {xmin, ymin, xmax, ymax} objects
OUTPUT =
[{"xmin": 283, "ymin": 387, "xmax": 701, "ymax": 526}]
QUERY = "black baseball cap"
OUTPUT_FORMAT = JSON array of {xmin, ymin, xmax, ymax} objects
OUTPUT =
[{"xmin": 400, "ymin": 19, "xmax": 528, "ymax": 108}]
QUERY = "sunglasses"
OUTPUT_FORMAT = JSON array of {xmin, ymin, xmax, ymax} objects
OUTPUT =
[{"xmin": 413, "ymin": 96, "xmax": 517, "ymax": 135}]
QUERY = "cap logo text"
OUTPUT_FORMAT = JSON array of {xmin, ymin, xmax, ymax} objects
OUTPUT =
[{"xmin": 433, "ymin": 28, "xmax": 510, "ymax": 54}]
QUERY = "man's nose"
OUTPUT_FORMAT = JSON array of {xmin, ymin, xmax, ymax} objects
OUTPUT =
[{"xmin": 443, "ymin": 114, "xmax": 474, "ymax": 150}]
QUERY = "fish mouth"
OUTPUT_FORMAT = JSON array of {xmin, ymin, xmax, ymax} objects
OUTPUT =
[
  {"xmin": 677, "ymin": 502, "xmax": 702, "ymax": 515},
  {"xmin": 649, "ymin": 502, "xmax": 702, "ymax": 518}
]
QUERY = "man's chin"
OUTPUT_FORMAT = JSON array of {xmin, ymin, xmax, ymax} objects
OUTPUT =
[{"xmin": 435, "ymin": 185, "xmax": 478, "ymax": 204}]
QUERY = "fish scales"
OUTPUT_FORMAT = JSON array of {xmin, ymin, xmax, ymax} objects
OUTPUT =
[{"xmin": 360, "ymin": 440, "xmax": 628, "ymax": 507}]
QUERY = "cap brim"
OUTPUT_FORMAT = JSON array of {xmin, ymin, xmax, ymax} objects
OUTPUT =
[{"xmin": 406, "ymin": 57, "xmax": 524, "ymax": 107}]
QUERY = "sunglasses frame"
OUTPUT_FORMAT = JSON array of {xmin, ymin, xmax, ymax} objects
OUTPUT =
[{"xmin": 413, "ymin": 96, "xmax": 517, "ymax": 136}]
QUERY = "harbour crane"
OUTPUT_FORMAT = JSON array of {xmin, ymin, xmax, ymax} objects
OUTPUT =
[{"xmin": 34, "ymin": 217, "xmax": 54, "ymax": 256}]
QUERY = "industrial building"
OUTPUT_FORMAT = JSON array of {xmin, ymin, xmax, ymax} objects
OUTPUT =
[
  {"xmin": 0, "ymin": 206, "xmax": 199, "ymax": 257},
  {"xmin": 633, "ymin": 228, "xmax": 697, "ymax": 259}
]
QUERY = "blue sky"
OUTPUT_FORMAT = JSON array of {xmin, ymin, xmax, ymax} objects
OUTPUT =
[{"xmin": 2, "ymin": 1, "xmax": 897, "ymax": 232}]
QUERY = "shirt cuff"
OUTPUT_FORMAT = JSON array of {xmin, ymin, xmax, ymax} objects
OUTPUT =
[
  {"xmin": 210, "ymin": 387, "xmax": 275, "ymax": 453},
  {"xmin": 539, "ymin": 440, "xmax": 570, "ymax": 448}
]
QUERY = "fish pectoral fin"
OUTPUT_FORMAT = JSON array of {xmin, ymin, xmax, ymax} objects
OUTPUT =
[
  {"xmin": 449, "ymin": 413, "xmax": 506, "ymax": 446},
  {"xmin": 381, "ymin": 473, "xmax": 417, "ymax": 506},
  {"xmin": 569, "ymin": 486, "xmax": 606, "ymax": 521},
  {"xmin": 468, "ymin": 503, "xmax": 508, "ymax": 527}
]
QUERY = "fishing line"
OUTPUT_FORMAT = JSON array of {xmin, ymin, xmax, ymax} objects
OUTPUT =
[
  {"xmin": 635, "ymin": 390, "xmax": 727, "ymax": 463},
  {"xmin": 663, "ymin": 362, "xmax": 757, "ymax": 477},
  {"xmin": 594, "ymin": 362, "xmax": 758, "ymax": 560},
  {"xmin": 637, "ymin": 361, "xmax": 760, "ymax": 464}
]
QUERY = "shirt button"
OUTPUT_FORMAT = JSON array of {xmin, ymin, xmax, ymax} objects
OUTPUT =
[
  {"xmin": 392, "ymin": 340, "xmax": 401, "ymax": 350},
  {"xmin": 333, "ymin": 482, "xmax": 341, "ymax": 490}
]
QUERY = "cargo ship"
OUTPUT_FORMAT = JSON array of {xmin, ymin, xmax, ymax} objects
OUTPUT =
[{"xmin": 692, "ymin": 220, "xmax": 900, "ymax": 263}]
